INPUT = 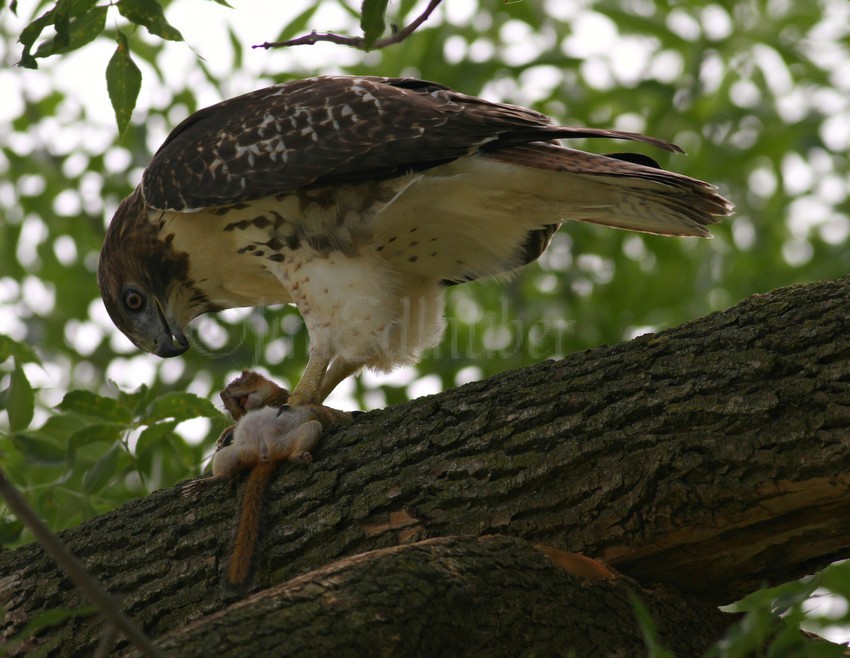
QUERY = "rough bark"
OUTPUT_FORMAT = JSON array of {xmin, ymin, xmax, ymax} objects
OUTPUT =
[
  {"xmin": 2, "ymin": 275, "xmax": 850, "ymax": 656},
  {"xmin": 146, "ymin": 535, "xmax": 730, "ymax": 658}
]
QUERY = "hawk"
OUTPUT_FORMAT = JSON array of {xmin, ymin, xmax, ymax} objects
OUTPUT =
[{"xmin": 98, "ymin": 75, "xmax": 732, "ymax": 405}]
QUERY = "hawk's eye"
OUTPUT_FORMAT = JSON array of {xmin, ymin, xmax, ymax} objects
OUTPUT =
[{"xmin": 123, "ymin": 289, "xmax": 145, "ymax": 312}]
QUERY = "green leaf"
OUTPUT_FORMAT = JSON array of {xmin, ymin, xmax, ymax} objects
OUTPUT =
[
  {"xmin": 14, "ymin": 434, "xmax": 66, "ymax": 465},
  {"xmin": 17, "ymin": 6, "xmax": 59, "ymax": 68},
  {"xmin": 0, "ymin": 335, "xmax": 40, "ymax": 366},
  {"xmin": 117, "ymin": 0, "xmax": 183, "ymax": 41},
  {"xmin": 115, "ymin": 382, "xmax": 151, "ymax": 418},
  {"xmin": 67, "ymin": 423, "xmax": 124, "ymax": 451},
  {"xmin": 274, "ymin": 3, "xmax": 320, "ymax": 43},
  {"xmin": 361, "ymin": 0, "xmax": 389, "ymax": 48},
  {"xmin": 7, "ymin": 361, "xmax": 34, "ymax": 433},
  {"xmin": 819, "ymin": 560, "xmax": 850, "ymax": 599},
  {"xmin": 34, "ymin": 5, "xmax": 107, "ymax": 58},
  {"xmin": 6, "ymin": 606, "xmax": 97, "ymax": 648},
  {"xmin": 135, "ymin": 420, "xmax": 177, "ymax": 473},
  {"xmin": 629, "ymin": 592, "xmax": 676, "ymax": 658},
  {"xmin": 15, "ymin": 0, "xmax": 97, "ymax": 67},
  {"xmin": 142, "ymin": 391, "xmax": 220, "ymax": 424},
  {"xmin": 226, "ymin": 25, "xmax": 242, "ymax": 70},
  {"xmin": 58, "ymin": 390, "xmax": 131, "ymax": 424},
  {"xmin": 0, "ymin": 517, "xmax": 24, "ymax": 545},
  {"xmin": 19, "ymin": 413, "xmax": 94, "ymax": 443},
  {"xmin": 82, "ymin": 441, "xmax": 127, "ymax": 493},
  {"xmin": 204, "ymin": 0, "xmax": 232, "ymax": 7},
  {"xmin": 338, "ymin": 1, "xmax": 360, "ymax": 21},
  {"xmin": 52, "ymin": 0, "xmax": 72, "ymax": 51},
  {"xmin": 135, "ymin": 420, "xmax": 177, "ymax": 455},
  {"xmin": 106, "ymin": 29, "xmax": 142, "ymax": 137}
]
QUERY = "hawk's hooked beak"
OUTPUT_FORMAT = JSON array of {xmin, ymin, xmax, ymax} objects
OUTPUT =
[{"xmin": 153, "ymin": 299, "xmax": 189, "ymax": 358}]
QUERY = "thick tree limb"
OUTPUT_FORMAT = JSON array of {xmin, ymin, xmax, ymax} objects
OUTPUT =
[
  {"xmin": 2, "ymin": 275, "xmax": 850, "ymax": 656},
  {"xmin": 147, "ymin": 535, "xmax": 731, "ymax": 657}
]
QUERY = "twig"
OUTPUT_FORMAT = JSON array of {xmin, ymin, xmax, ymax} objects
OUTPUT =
[
  {"xmin": 253, "ymin": 0, "xmax": 443, "ymax": 51},
  {"xmin": 0, "ymin": 468, "xmax": 167, "ymax": 658}
]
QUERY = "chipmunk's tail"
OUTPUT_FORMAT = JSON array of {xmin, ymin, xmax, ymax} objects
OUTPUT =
[{"xmin": 226, "ymin": 462, "xmax": 275, "ymax": 588}]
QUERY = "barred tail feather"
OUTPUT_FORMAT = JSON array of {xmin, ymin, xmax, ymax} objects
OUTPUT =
[
  {"xmin": 483, "ymin": 143, "xmax": 734, "ymax": 238},
  {"xmin": 561, "ymin": 173, "xmax": 729, "ymax": 238}
]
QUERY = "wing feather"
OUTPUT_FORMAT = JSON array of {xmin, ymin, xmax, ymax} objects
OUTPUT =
[{"xmin": 141, "ymin": 76, "xmax": 687, "ymax": 212}]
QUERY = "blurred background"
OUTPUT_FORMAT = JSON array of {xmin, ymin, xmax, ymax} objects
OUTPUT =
[
  {"xmin": 0, "ymin": 2, "xmax": 849, "ymax": 632},
  {"xmin": 3, "ymin": 0, "xmax": 848, "ymax": 428}
]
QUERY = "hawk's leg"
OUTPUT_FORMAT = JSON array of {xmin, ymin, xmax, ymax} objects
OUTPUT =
[
  {"xmin": 289, "ymin": 356, "xmax": 364, "ymax": 404},
  {"xmin": 318, "ymin": 357, "xmax": 368, "ymax": 401},
  {"xmin": 288, "ymin": 353, "xmax": 331, "ymax": 406}
]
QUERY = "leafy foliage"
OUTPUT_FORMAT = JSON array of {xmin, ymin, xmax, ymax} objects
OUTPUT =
[
  {"xmin": 15, "ymin": 0, "xmax": 181, "ymax": 131},
  {"xmin": 710, "ymin": 565, "xmax": 850, "ymax": 657},
  {"xmin": 0, "ymin": 338, "xmax": 225, "ymax": 541}
]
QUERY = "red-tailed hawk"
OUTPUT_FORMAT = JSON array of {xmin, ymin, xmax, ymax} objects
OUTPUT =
[{"xmin": 98, "ymin": 75, "xmax": 733, "ymax": 405}]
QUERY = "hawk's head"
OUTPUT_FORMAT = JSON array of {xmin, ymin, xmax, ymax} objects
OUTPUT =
[{"xmin": 98, "ymin": 189, "xmax": 197, "ymax": 358}]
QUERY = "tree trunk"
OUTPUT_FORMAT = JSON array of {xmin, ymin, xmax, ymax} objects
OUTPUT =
[{"xmin": 2, "ymin": 275, "xmax": 850, "ymax": 656}]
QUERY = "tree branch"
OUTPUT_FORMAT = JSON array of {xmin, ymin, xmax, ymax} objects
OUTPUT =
[
  {"xmin": 2, "ymin": 275, "xmax": 850, "ymax": 655},
  {"xmin": 253, "ymin": 0, "xmax": 442, "ymax": 51},
  {"xmin": 149, "ymin": 536, "xmax": 732, "ymax": 657}
]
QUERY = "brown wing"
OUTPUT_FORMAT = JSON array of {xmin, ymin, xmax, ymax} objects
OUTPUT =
[{"xmin": 140, "ymin": 75, "xmax": 683, "ymax": 212}]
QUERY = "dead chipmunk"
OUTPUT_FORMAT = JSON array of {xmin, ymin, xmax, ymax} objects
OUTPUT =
[{"xmin": 184, "ymin": 370, "xmax": 351, "ymax": 588}]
